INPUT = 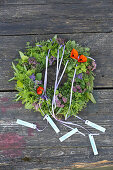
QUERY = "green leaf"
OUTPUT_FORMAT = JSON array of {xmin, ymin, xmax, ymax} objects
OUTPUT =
[
  {"xmin": 71, "ymin": 41, "xmax": 76, "ymax": 48},
  {"xmin": 85, "ymin": 47, "xmax": 90, "ymax": 51},
  {"xmin": 68, "ymin": 72, "xmax": 73, "ymax": 78},
  {"xmin": 8, "ymin": 77, "xmax": 15, "ymax": 81},
  {"xmin": 53, "ymin": 35, "xmax": 57, "ymax": 40},
  {"xmin": 36, "ymin": 73, "xmax": 42, "ymax": 81},
  {"xmin": 42, "ymin": 46, "xmax": 47, "ymax": 51},
  {"xmin": 26, "ymin": 69, "xmax": 35, "ymax": 76},
  {"xmin": 19, "ymin": 51, "xmax": 28, "ymax": 61},
  {"xmin": 15, "ymin": 96, "xmax": 21, "ymax": 101},
  {"xmin": 25, "ymin": 102, "xmax": 33, "ymax": 109},
  {"xmin": 26, "ymin": 42, "xmax": 30, "ymax": 46},
  {"xmin": 67, "ymin": 64, "xmax": 73, "ymax": 71},
  {"xmin": 55, "ymin": 90, "xmax": 59, "ymax": 95},
  {"xmin": 24, "ymin": 64, "xmax": 27, "ymax": 71},
  {"xmin": 56, "ymin": 108, "xmax": 63, "ymax": 115},
  {"xmin": 12, "ymin": 62, "xmax": 18, "ymax": 72},
  {"xmin": 87, "ymin": 92, "xmax": 96, "ymax": 103},
  {"xmin": 17, "ymin": 80, "xmax": 24, "ymax": 88}
]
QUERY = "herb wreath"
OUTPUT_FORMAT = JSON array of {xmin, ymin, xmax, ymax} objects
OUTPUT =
[{"xmin": 10, "ymin": 35, "xmax": 96, "ymax": 119}]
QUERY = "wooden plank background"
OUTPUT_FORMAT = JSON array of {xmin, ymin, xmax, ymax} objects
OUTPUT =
[{"xmin": 0, "ymin": 0, "xmax": 113, "ymax": 169}]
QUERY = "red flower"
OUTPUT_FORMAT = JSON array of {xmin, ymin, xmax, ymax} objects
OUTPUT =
[
  {"xmin": 70, "ymin": 49, "xmax": 78, "ymax": 60},
  {"xmin": 78, "ymin": 55, "xmax": 87, "ymax": 63},
  {"xmin": 37, "ymin": 86, "xmax": 44, "ymax": 95}
]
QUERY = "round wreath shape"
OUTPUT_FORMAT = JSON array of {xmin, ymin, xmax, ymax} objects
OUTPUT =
[{"xmin": 10, "ymin": 35, "xmax": 96, "ymax": 119}]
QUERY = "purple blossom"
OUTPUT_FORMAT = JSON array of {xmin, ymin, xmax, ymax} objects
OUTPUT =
[
  {"xmin": 58, "ymin": 93, "xmax": 62, "ymax": 98},
  {"xmin": 49, "ymin": 60, "xmax": 52, "ymax": 65},
  {"xmin": 56, "ymin": 100, "xmax": 61, "ymax": 106},
  {"xmin": 30, "ymin": 73, "xmax": 35, "ymax": 81},
  {"xmin": 55, "ymin": 95, "xmax": 62, "ymax": 107},
  {"xmin": 86, "ymin": 70, "xmax": 90, "ymax": 74},
  {"xmin": 76, "ymin": 85, "xmax": 81, "ymax": 90},
  {"xmin": 34, "ymin": 85, "xmax": 37, "ymax": 90},
  {"xmin": 78, "ymin": 73, "xmax": 83, "ymax": 79},
  {"xmin": 83, "ymin": 88, "xmax": 87, "ymax": 92},
  {"xmin": 60, "ymin": 104, "xmax": 64, "ymax": 108},
  {"xmin": 55, "ymin": 94, "xmax": 66, "ymax": 108},
  {"xmin": 35, "ymin": 104, "xmax": 39, "ymax": 110},
  {"xmin": 41, "ymin": 94, "xmax": 48, "ymax": 100},
  {"xmin": 34, "ymin": 79, "xmax": 42, "ymax": 90},
  {"xmin": 62, "ymin": 97, "xmax": 67, "ymax": 103},
  {"xmin": 78, "ymin": 89, "xmax": 82, "ymax": 93},
  {"xmin": 87, "ymin": 65, "xmax": 92, "ymax": 70},
  {"xmin": 33, "ymin": 103, "xmax": 40, "ymax": 111},
  {"xmin": 49, "ymin": 56, "xmax": 56, "ymax": 65},
  {"xmin": 56, "ymin": 103, "xmax": 61, "ymax": 107},
  {"xmin": 36, "ymin": 45, "xmax": 42, "ymax": 47},
  {"xmin": 35, "ymin": 80, "xmax": 42, "ymax": 85},
  {"xmin": 73, "ymin": 86, "xmax": 77, "ymax": 92},
  {"xmin": 49, "ymin": 39, "xmax": 54, "ymax": 46},
  {"xmin": 92, "ymin": 61, "xmax": 96, "ymax": 71},
  {"xmin": 56, "ymin": 103, "xmax": 64, "ymax": 108},
  {"xmin": 28, "ymin": 57, "xmax": 37, "ymax": 66},
  {"xmin": 75, "ymin": 73, "xmax": 83, "ymax": 80},
  {"xmin": 56, "ymin": 38, "xmax": 65, "ymax": 45},
  {"xmin": 55, "ymin": 95, "xmax": 59, "ymax": 102}
]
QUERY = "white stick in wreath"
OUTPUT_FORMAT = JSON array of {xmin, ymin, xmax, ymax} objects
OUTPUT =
[
  {"xmin": 65, "ymin": 66, "xmax": 77, "ymax": 120},
  {"xmin": 52, "ymin": 45, "xmax": 66, "ymax": 106},
  {"xmin": 44, "ymin": 49, "xmax": 50, "ymax": 93}
]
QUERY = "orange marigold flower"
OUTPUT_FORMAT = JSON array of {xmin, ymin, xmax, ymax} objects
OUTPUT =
[
  {"xmin": 70, "ymin": 48, "xmax": 78, "ymax": 60},
  {"xmin": 37, "ymin": 86, "xmax": 44, "ymax": 95},
  {"xmin": 78, "ymin": 55, "xmax": 87, "ymax": 63}
]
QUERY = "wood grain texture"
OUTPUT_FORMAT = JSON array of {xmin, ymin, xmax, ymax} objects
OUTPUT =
[
  {"xmin": 0, "ymin": 33, "xmax": 113, "ymax": 90},
  {"xmin": 0, "ymin": 90, "xmax": 113, "ymax": 169},
  {"xmin": 72, "ymin": 160, "xmax": 113, "ymax": 169},
  {"xmin": 1, "ymin": 0, "xmax": 112, "ymax": 5},
  {"xmin": 0, "ymin": 0, "xmax": 113, "ymax": 169},
  {"xmin": 0, "ymin": 0, "xmax": 47, "ymax": 5},
  {"xmin": 0, "ymin": 1, "xmax": 113, "ymax": 35}
]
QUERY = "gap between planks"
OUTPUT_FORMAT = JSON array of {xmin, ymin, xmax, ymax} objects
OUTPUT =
[
  {"xmin": 0, "ymin": 31, "xmax": 112, "ymax": 37},
  {"xmin": 1, "ymin": 87, "xmax": 113, "ymax": 92}
]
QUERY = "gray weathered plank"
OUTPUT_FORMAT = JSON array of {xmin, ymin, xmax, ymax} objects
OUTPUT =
[
  {"xmin": 1, "ymin": 0, "xmax": 111, "ymax": 5},
  {"xmin": 0, "ymin": 90, "xmax": 113, "ymax": 169},
  {"xmin": 0, "ymin": 33, "xmax": 113, "ymax": 90},
  {"xmin": 0, "ymin": 0, "xmax": 113, "ymax": 169},
  {"xmin": 0, "ymin": 2, "xmax": 113, "ymax": 35},
  {"xmin": 0, "ymin": 0, "xmax": 46, "ymax": 5}
]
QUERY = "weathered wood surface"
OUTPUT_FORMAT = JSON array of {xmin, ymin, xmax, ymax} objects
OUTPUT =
[
  {"xmin": 0, "ymin": 1, "xmax": 113, "ymax": 35},
  {"xmin": 0, "ymin": 90, "xmax": 113, "ymax": 170},
  {"xmin": 0, "ymin": 0, "xmax": 113, "ymax": 169},
  {"xmin": 1, "ymin": 33, "xmax": 113, "ymax": 90},
  {"xmin": 2, "ymin": 0, "xmax": 111, "ymax": 5}
]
